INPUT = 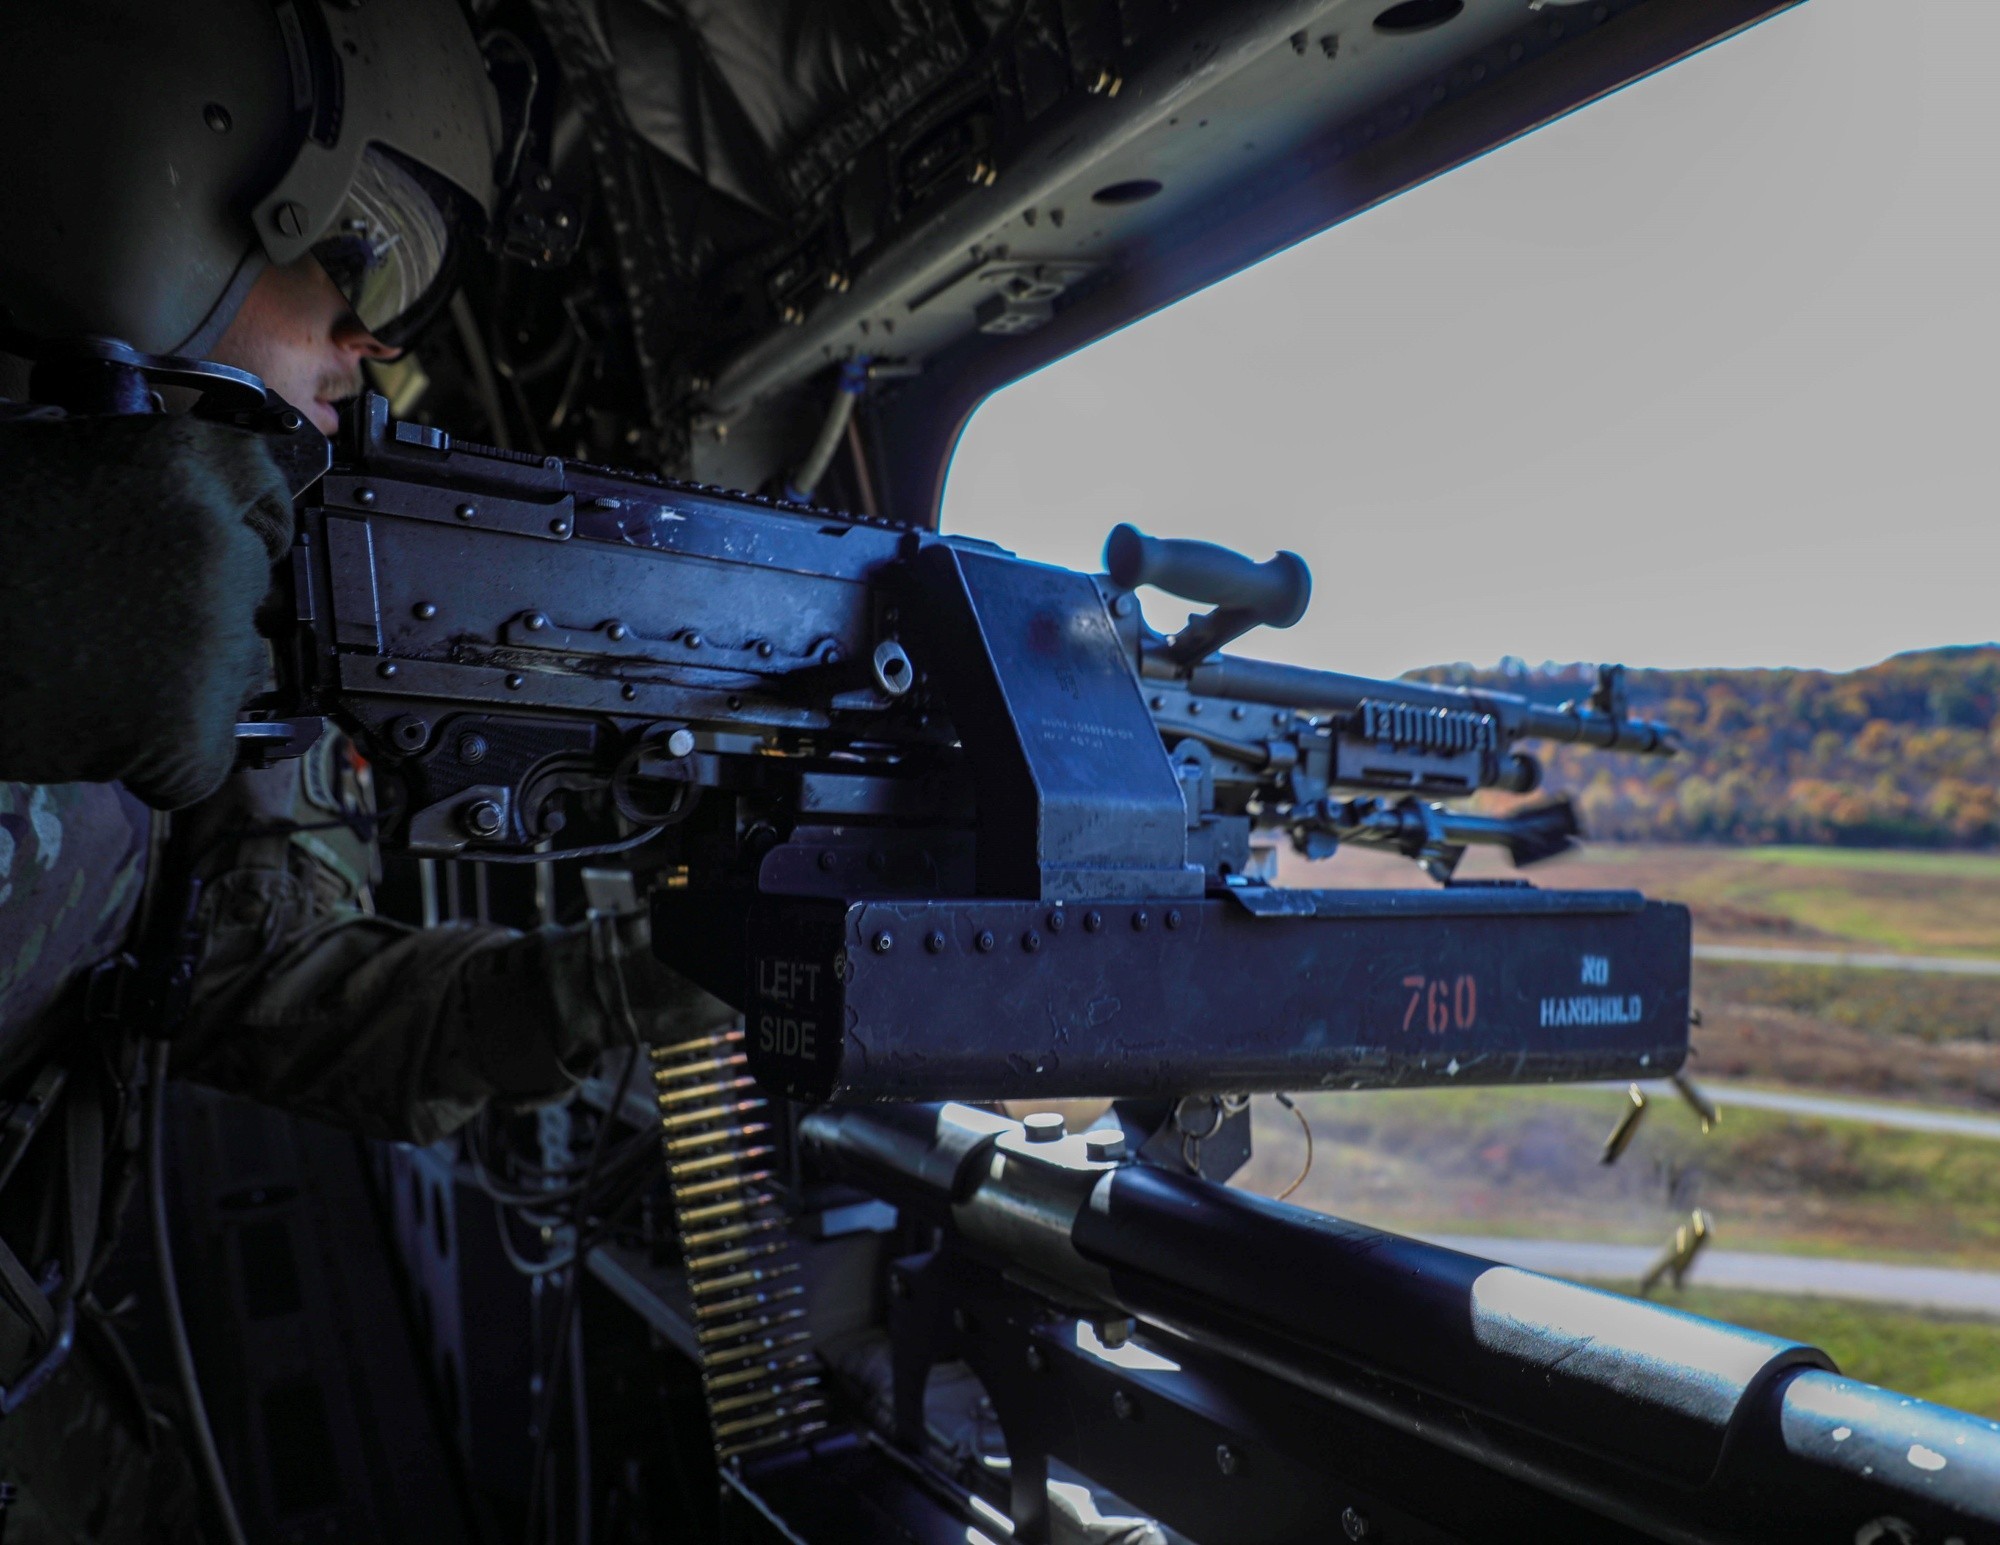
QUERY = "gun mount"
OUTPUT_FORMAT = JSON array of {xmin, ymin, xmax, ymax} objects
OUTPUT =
[
  {"xmin": 788, "ymin": 1101, "xmax": 2000, "ymax": 1545},
  {"xmin": 254, "ymin": 393, "xmax": 1689, "ymax": 1104}
]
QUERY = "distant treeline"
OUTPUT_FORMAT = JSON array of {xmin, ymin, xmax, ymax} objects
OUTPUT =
[{"xmin": 1410, "ymin": 647, "xmax": 2000, "ymax": 848}]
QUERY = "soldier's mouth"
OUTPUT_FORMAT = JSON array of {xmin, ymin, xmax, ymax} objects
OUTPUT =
[{"xmin": 309, "ymin": 369, "xmax": 366, "ymax": 435}]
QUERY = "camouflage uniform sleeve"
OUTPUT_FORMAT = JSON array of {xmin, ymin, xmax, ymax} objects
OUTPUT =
[{"xmin": 169, "ymin": 733, "xmax": 732, "ymax": 1145}]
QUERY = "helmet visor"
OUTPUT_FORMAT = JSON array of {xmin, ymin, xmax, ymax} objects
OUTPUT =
[{"xmin": 311, "ymin": 146, "xmax": 453, "ymax": 343}]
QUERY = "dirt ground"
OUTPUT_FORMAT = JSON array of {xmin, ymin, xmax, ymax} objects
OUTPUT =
[{"xmin": 1691, "ymin": 1000, "xmax": 2000, "ymax": 1108}]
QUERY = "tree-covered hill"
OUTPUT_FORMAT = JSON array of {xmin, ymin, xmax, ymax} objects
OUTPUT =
[{"xmin": 1411, "ymin": 647, "xmax": 2000, "ymax": 848}]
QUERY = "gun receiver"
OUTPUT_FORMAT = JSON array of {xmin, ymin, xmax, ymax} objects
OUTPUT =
[{"xmin": 255, "ymin": 393, "xmax": 1689, "ymax": 1102}]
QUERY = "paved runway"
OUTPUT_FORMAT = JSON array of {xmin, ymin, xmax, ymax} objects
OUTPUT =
[
  {"xmin": 1418, "ymin": 1233, "xmax": 2000, "ymax": 1315},
  {"xmin": 1694, "ymin": 943, "xmax": 2000, "ymax": 976},
  {"xmin": 1649, "ymin": 1080, "xmax": 2000, "ymax": 1142}
]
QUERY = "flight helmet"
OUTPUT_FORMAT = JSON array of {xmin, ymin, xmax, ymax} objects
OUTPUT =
[{"xmin": 0, "ymin": 0, "xmax": 502, "ymax": 358}]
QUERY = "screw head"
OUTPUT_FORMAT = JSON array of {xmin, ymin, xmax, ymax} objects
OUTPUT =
[
  {"xmin": 1023, "ymin": 1111, "xmax": 1064, "ymax": 1143},
  {"xmin": 1131, "ymin": 909, "xmax": 1150, "ymax": 932},
  {"xmin": 756, "ymin": 641, "xmax": 776, "ymax": 659},
  {"xmin": 1083, "ymin": 910, "xmax": 1103, "ymax": 933},
  {"xmin": 524, "ymin": 611, "xmax": 549, "ymax": 632},
  {"xmin": 872, "ymin": 931, "xmax": 894, "ymax": 954},
  {"xmin": 1341, "ymin": 1507, "xmax": 1373, "ymax": 1540},
  {"xmin": 414, "ymin": 601, "xmax": 437, "ymax": 620},
  {"xmin": 505, "ymin": 673, "xmax": 525, "ymax": 690},
  {"xmin": 1021, "ymin": 929, "xmax": 1041, "ymax": 953},
  {"xmin": 461, "ymin": 799, "xmax": 505, "ymax": 840},
  {"xmin": 457, "ymin": 734, "xmax": 488, "ymax": 764},
  {"xmin": 273, "ymin": 200, "xmax": 310, "ymax": 238},
  {"xmin": 817, "ymin": 850, "xmax": 837, "ymax": 872},
  {"xmin": 621, "ymin": 684, "xmax": 638, "ymax": 701},
  {"xmin": 549, "ymin": 518, "xmax": 571, "ymax": 536},
  {"xmin": 925, "ymin": 931, "xmax": 946, "ymax": 954},
  {"xmin": 1165, "ymin": 908, "xmax": 1183, "ymax": 930},
  {"xmin": 608, "ymin": 622, "xmax": 630, "ymax": 642},
  {"xmin": 376, "ymin": 660, "xmax": 398, "ymax": 678},
  {"xmin": 355, "ymin": 486, "xmax": 377, "ymax": 505},
  {"xmin": 665, "ymin": 728, "xmax": 696, "ymax": 759},
  {"xmin": 388, "ymin": 715, "xmax": 429, "ymax": 751},
  {"xmin": 685, "ymin": 633, "xmax": 703, "ymax": 649},
  {"xmin": 1046, "ymin": 909, "xmax": 1066, "ymax": 933},
  {"xmin": 203, "ymin": 102, "xmax": 232, "ymax": 133},
  {"xmin": 1085, "ymin": 1130, "xmax": 1128, "ymax": 1162},
  {"xmin": 1215, "ymin": 1444, "xmax": 1240, "ymax": 1477},
  {"xmin": 975, "ymin": 930, "xmax": 996, "ymax": 953},
  {"xmin": 456, "ymin": 503, "xmax": 477, "ymax": 521}
]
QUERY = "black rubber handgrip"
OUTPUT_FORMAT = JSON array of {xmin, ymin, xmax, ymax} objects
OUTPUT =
[{"xmin": 1104, "ymin": 523, "xmax": 1311, "ymax": 629}]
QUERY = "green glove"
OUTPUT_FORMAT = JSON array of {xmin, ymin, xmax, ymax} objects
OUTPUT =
[{"xmin": 0, "ymin": 413, "xmax": 293, "ymax": 809}]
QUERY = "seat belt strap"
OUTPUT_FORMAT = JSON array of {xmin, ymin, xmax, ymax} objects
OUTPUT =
[{"xmin": 61, "ymin": 1066, "xmax": 103, "ymax": 1307}]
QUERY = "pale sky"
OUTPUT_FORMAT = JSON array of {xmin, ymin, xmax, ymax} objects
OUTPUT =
[{"xmin": 942, "ymin": 0, "xmax": 1996, "ymax": 680}]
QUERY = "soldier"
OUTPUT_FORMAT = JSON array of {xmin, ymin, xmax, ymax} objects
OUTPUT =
[{"xmin": 0, "ymin": 3, "xmax": 727, "ymax": 1538}]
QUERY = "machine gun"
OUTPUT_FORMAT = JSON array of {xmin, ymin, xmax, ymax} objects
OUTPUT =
[
  {"xmin": 245, "ymin": 394, "xmax": 2000, "ymax": 1544},
  {"xmin": 253, "ymin": 393, "xmax": 1690, "ymax": 1105}
]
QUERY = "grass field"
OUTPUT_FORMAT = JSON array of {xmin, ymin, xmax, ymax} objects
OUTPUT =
[
  {"xmin": 1236, "ymin": 1086, "xmax": 2000, "ymax": 1268},
  {"xmin": 1285, "ymin": 841, "xmax": 2000, "ymax": 959},
  {"xmin": 1691, "ymin": 958, "xmax": 2000, "ymax": 1106}
]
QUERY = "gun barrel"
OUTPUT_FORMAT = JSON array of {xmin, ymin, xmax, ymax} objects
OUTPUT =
[{"xmin": 1181, "ymin": 653, "xmax": 1677, "ymax": 756}]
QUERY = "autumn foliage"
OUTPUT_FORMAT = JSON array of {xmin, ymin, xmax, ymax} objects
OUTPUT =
[{"xmin": 1410, "ymin": 647, "xmax": 2000, "ymax": 848}]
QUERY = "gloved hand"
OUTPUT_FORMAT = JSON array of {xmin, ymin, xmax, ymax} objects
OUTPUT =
[
  {"xmin": 460, "ymin": 907, "xmax": 739, "ymax": 1102},
  {"xmin": 0, "ymin": 412, "xmax": 293, "ymax": 809}
]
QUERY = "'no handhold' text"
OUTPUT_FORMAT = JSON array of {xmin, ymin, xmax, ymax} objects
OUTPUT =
[{"xmin": 1539, "ymin": 993, "xmax": 1643, "ymax": 1028}]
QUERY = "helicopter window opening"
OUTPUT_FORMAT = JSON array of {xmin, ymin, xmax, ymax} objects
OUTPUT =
[
  {"xmin": 1092, "ymin": 179, "xmax": 1164, "ymax": 206},
  {"xmin": 1374, "ymin": 0, "xmax": 1464, "ymax": 33}
]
